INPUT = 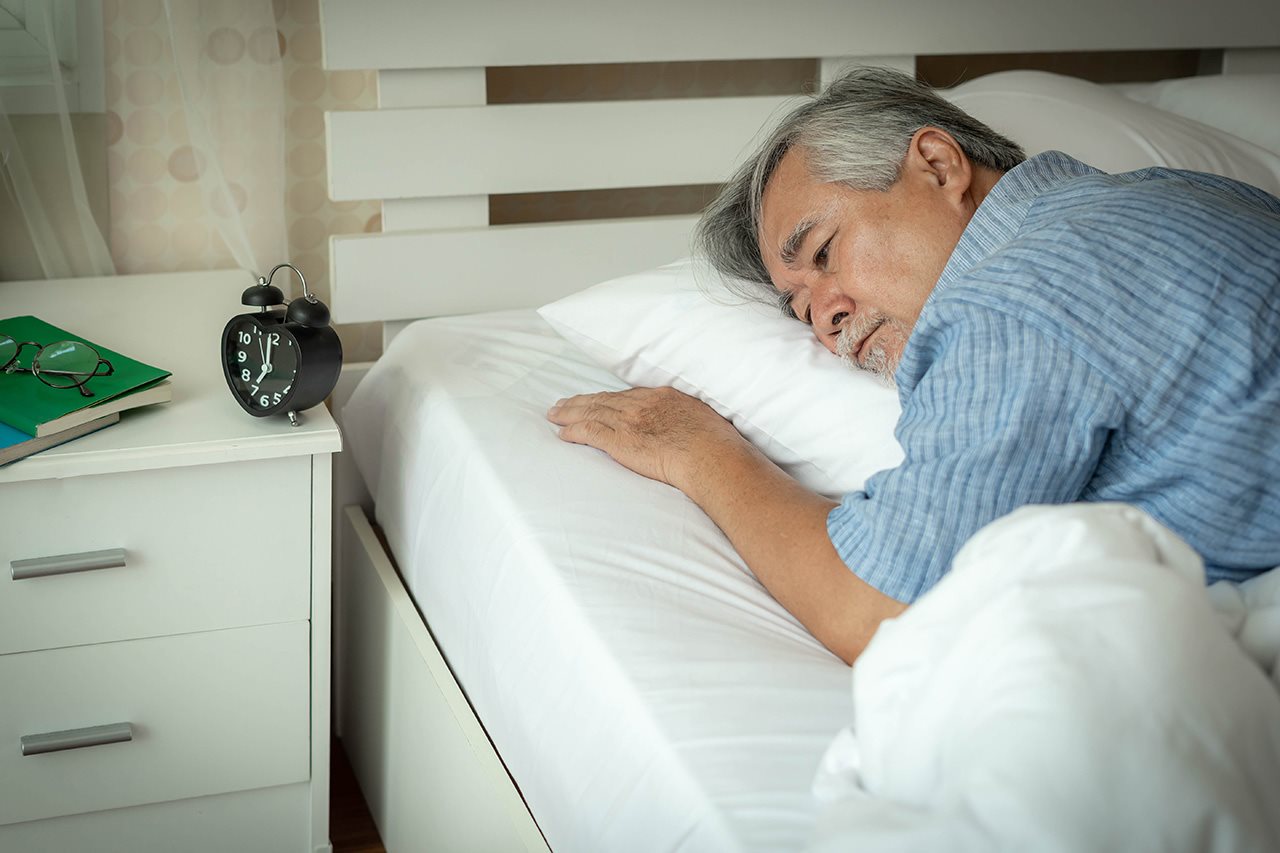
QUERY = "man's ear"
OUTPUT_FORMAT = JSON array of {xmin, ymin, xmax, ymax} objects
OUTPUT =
[{"xmin": 908, "ymin": 127, "xmax": 972, "ymax": 202}]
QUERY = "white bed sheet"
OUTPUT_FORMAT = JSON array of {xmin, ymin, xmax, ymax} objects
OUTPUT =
[{"xmin": 343, "ymin": 310, "xmax": 853, "ymax": 853}]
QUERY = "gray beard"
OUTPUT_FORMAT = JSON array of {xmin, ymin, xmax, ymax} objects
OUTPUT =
[{"xmin": 835, "ymin": 315, "xmax": 909, "ymax": 387}]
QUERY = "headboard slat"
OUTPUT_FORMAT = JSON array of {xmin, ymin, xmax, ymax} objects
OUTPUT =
[
  {"xmin": 319, "ymin": 0, "xmax": 1280, "ymax": 71},
  {"xmin": 326, "ymin": 95, "xmax": 797, "ymax": 202},
  {"xmin": 330, "ymin": 216, "xmax": 699, "ymax": 323}
]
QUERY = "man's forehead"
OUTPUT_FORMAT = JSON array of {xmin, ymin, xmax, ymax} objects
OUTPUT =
[{"xmin": 759, "ymin": 148, "xmax": 833, "ymax": 266}]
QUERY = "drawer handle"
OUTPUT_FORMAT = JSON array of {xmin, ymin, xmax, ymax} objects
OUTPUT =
[
  {"xmin": 21, "ymin": 722, "xmax": 134, "ymax": 756},
  {"xmin": 11, "ymin": 548, "xmax": 127, "ymax": 581}
]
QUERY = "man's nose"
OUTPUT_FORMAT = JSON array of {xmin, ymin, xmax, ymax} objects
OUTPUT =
[{"xmin": 810, "ymin": 282, "xmax": 854, "ymax": 351}]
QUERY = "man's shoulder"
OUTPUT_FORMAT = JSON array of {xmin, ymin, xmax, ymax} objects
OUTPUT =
[
  {"xmin": 911, "ymin": 160, "xmax": 1280, "ymax": 409},
  {"xmin": 933, "ymin": 152, "xmax": 1280, "ymax": 315},
  {"xmin": 1025, "ymin": 160, "xmax": 1280, "ymax": 232}
]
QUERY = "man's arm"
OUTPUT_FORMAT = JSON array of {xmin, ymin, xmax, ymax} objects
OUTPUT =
[{"xmin": 548, "ymin": 386, "xmax": 905, "ymax": 664}]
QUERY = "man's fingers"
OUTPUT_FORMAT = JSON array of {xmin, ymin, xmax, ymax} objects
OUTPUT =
[
  {"xmin": 547, "ymin": 392, "xmax": 623, "ymax": 425},
  {"xmin": 556, "ymin": 416, "xmax": 617, "ymax": 448},
  {"xmin": 545, "ymin": 386, "xmax": 727, "ymax": 488}
]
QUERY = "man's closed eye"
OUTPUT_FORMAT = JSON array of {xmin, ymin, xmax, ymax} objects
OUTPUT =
[{"xmin": 814, "ymin": 237, "xmax": 832, "ymax": 269}]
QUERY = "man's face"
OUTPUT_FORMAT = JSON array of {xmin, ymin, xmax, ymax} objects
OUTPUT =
[{"xmin": 758, "ymin": 134, "xmax": 979, "ymax": 381}]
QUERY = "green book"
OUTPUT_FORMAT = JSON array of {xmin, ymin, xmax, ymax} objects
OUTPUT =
[{"xmin": 0, "ymin": 315, "xmax": 172, "ymax": 438}]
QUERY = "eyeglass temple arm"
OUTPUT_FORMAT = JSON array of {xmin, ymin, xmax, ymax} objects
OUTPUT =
[{"xmin": 74, "ymin": 360, "xmax": 113, "ymax": 396}]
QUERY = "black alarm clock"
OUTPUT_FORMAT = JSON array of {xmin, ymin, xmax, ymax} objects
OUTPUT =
[{"xmin": 221, "ymin": 263, "xmax": 342, "ymax": 426}]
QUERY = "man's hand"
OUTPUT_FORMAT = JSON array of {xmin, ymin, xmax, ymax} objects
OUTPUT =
[{"xmin": 548, "ymin": 387, "xmax": 748, "ymax": 492}]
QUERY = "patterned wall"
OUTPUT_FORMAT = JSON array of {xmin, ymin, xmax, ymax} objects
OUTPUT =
[{"xmin": 103, "ymin": 0, "xmax": 382, "ymax": 362}]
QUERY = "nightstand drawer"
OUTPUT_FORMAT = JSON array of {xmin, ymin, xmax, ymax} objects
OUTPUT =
[
  {"xmin": 0, "ymin": 620, "xmax": 310, "ymax": 827},
  {"xmin": 0, "ymin": 456, "xmax": 311, "ymax": 655}
]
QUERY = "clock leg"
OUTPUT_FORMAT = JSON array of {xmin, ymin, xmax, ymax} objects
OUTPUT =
[{"xmin": 288, "ymin": 411, "xmax": 301, "ymax": 427}]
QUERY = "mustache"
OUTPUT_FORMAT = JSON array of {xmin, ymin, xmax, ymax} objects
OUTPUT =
[
  {"xmin": 834, "ymin": 313, "xmax": 888, "ymax": 362},
  {"xmin": 835, "ymin": 313, "xmax": 906, "ymax": 386}
]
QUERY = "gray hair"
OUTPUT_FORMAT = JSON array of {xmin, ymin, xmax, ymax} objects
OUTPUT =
[{"xmin": 694, "ymin": 66, "xmax": 1026, "ymax": 304}]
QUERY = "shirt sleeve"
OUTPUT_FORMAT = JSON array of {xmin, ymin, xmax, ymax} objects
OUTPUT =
[{"xmin": 827, "ymin": 303, "xmax": 1126, "ymax": 603}]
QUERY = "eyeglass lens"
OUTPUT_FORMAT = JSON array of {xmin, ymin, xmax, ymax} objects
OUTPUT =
[
  {"xmin": 0, "ymin": 336, "xmax": 15, "ymax": 370},
  {"xmin": 32, "ymin": 341, "xmax": 102, "ymax": 388}
]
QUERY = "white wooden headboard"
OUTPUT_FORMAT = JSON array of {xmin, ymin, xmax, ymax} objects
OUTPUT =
[{"xmin": 320, "ymin": 0, "xmax": 1280, "ymax": 335}]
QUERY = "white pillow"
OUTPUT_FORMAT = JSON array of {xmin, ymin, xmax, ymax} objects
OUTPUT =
[
  {"xmin": 537, "ymin": 258, "xmax": 905, "ymax": 499},
  {"xmin": 1113, "ymin": 73, "xmax": 1280, "ymax": 156},
  {"xmin": 946, "ymin": 70, "xmax": 1280, "ymax": 195}
]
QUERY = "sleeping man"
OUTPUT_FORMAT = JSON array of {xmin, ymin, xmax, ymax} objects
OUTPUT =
[{"xmin": 547, "ymin": 67, "xmax": 1280, "ymax": 664}]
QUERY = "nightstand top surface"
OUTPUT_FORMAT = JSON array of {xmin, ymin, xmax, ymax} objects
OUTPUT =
[{"xmin": 0, "ymin": 269, "xmax": 341, "ymax": 483}]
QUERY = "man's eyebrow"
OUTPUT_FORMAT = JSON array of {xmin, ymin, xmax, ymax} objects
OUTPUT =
[{"xmin": 779, "ymin": 217, "xmax": 819, "ymax": 268}]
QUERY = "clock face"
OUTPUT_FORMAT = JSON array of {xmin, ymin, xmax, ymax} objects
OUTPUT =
[{"xmin": 224, "ymin": 318, "xmax": 299, "ymax": 415}]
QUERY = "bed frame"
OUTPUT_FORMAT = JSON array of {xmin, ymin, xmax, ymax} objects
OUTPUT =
[{"xmin": 319, "ymin": 2, "xmax": 1280, "ymax": 848}]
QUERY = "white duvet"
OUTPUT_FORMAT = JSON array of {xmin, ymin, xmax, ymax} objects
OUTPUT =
[{"xmin": 810, "ymin": 503, "xmax": 1280, "ymax": 853}]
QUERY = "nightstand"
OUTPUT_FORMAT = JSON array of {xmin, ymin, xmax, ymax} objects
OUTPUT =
[{"xmin": 0, "ymin": 270, "xmax": 342, "ymax": 853}]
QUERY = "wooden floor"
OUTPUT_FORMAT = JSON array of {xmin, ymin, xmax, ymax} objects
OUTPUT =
[{"xmin": 331, "ymin": 736, "xmax": 386, "ymax": 853}]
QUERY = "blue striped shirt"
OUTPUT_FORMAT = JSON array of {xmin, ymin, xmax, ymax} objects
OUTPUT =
[{"xmin": 827, "ymin": 151, "xmax": 1280, "ymax": 603}]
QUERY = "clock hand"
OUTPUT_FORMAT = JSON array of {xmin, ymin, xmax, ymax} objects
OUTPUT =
[
  {"xmin": 255, "ymin": 363, "xmax": 270, "ymax": 384},
  {"xmin": 261, "ymin": 333, "xmax": 273, "ymax": 379}
]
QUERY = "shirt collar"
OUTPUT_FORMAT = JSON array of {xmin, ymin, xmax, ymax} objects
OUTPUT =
[{"xmin": 929, "ymin": 150, "xmax": 1101, "ymax": 298}]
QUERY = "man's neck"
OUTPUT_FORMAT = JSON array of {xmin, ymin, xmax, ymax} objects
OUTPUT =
[{"xmin": 969, "ymin": 165, "xmax": 1004, "ymax": 210}]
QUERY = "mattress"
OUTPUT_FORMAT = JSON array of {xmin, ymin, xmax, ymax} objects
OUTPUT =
[{"xmin": 343, "ymin": 310, "xmax": 853, "ymax": 852}]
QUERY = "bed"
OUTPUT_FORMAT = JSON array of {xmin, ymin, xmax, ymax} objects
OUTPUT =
[{"xmin": 319, "ymin": 3, "xmax": 1280, "ymax": 850}]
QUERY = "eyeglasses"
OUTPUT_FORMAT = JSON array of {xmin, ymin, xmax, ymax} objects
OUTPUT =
[{"xmin": 0, "ymin": 334, "xmax": 114, "ymax": 397}]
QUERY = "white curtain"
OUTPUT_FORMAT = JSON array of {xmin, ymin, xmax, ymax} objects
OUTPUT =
[
  {"xmin": 161, "ymin": 0, "xmax": 287, "ymax": 277},
  {"xmin": 0, "ymin": 1, "xmax": 114, "ymax": 279},
  {"xmin": 0, "ymin": 0, "xmax": 285, "ymax": 282}
]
